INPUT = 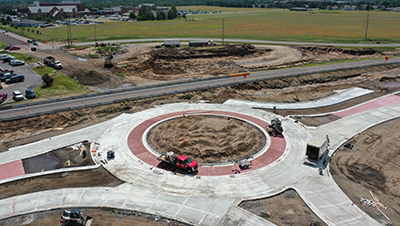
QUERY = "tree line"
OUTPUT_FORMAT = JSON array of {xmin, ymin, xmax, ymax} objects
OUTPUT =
[
  {"xmin": 132, "ymin": 5, "xmax": 179, "ymax": 21},
  {"xmin": 1, "ymin": 0, "xmax": 400, "ymax": 16}
]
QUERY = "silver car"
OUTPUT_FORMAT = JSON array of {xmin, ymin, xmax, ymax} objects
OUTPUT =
[
  {"xmin": 12, "ymin": 91, "xmax": 24, "ymax": 101},
  {"xmin": 10, "ymin": 59, "xmax": 25, "ymax": 66}
]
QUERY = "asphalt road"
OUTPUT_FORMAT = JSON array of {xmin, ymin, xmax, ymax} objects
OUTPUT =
[
  {"xmin": 1, "ymin": 57, "xmax": 399, "ymax": 121},
  {"xmin": 71, "ymin": 38, "xmax": 400, "ymax": 48}
]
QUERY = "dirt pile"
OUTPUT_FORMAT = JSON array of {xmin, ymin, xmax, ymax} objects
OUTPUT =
[
  {"xmin": 300, "ymin": 46, "xmax": 380, "ymax": 56},
  {"xmin": 147, "ymin": 115, "xmax": 265, "ymax": 163},
  {"xmin": 118, "ymin": 44, "xmax": 269, "ymax": 77},
  {"xmin": 153, "ymin": 44, "xmax": 268, "ymax": 60},
  {"xmin": 299, "ymin": 46, "xmax": 385, "ymax": 61},
  {"xmin": 71, "ymin": 69, "xmax": 110, "ymax": 85}
]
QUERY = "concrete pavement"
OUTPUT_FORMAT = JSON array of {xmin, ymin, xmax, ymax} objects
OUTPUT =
[
  {"xmin": 1, "ymin": 89, "xmax": 400, "ymax": 225},
  {"xmin": 224, "ymin": 87, "xmax": 374, "ymax": 109}
]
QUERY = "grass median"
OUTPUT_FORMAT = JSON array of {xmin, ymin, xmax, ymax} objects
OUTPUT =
[{"xmin": 32, "ymin": 66, "xmax": 92, "ymax": 99}]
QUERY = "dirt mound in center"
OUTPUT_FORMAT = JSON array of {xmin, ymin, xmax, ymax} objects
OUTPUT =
[{"xmin": 147, "ymin": 115, "xmax": 266, "ymax": 163}]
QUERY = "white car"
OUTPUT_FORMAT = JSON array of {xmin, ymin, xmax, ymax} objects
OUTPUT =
[
  {"xmin": 10, "ymin": 59, "xmax": 25, "ymax": 66},
  {"xmin": 12, "ymin": 91, "xmax": 24, "ymax": 101}
]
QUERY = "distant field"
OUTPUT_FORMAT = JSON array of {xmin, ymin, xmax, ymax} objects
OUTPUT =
[{"xmin": 9, "ymin": 8, "xmax": 400, "ymax": 44}]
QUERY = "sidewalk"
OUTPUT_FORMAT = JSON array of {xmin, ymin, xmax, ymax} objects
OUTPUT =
[{"xmin": 0, "ymin": 96, "xmax": 399, "ymax": 225}]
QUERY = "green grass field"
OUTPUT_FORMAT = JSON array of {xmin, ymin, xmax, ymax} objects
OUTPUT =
[
  {"xmin": 6, "ymin": 53, "xmax": 37, "ymax": 63},
  {"xmin": 7, "ymin": 8, "xmax": 400, "ymax": 44},
  {"xmin": 32, "ymin": 66, "xmax": 91, "ymax": 98}
]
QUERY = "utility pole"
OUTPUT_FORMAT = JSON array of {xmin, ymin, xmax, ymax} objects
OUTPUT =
[
  {"xmin": 66, "ymin": 21, "xmax": 70, "ymax": 46},
  {"xmin": 364, "ymin": 14, "xmax": 369, "ymax": 40},
  {"xmin": 68, "ymin": 21, "xmax": 73, "ymax": 46},
  {"xmin": 94, "ymin": 23, "xmax": 97, "ymax": 45},
  {"xmin": 222, "ymin": 19, "xmax": 224, "ymax": 46}
]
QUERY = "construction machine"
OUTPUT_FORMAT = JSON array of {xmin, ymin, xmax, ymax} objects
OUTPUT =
[
  {"xmin": 266, "ymin": 118, "xmax": 283, "ymax": 135},
  {"xmin": 60, "ymin": 209, "xmax": 93, "ymax": 226},
  {"xmin": 104, "ymin": 45, "xmax": 114, "ymax": 68}
]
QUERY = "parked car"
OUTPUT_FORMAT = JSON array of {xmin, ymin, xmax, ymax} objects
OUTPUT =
[
  {"xmin": 3, "ymin": 69, "xmax": 14, "ymax": 74},
  {"xmin": 27, "ymin": 39, "xmax": 32, "ymax": 43},
  {"xmin": 32, "ymin": 41, "xmax": 38, "ymax": 46},
  {"xmin": 9, "ymin": 46, "xmax": 21, "ymax": 50},
  {"xmin": 31, "ymin": 47, "xmax": 37, "ymax": 51},
  {"xmin": 0, "ymin": 72, "xmax": 13, "ymax": 82},
  {"xmin": 0, "ymin": 54, "xmax": 10, "ymax": 60},
  {"xmin": 25, "ymin": 89, "xmax": 36, "ymax": 99},
  {"xmin": 4, "ymin": 46, "xmax": 11, "ymax": 50},
  {"xmin": 10, "ymin": 59, "xmax": 25, "ymax": 66},
  {"xmin": 0, "ymin": 93, "xmax": 7, "ymax": 103},
  {"xmin": 5, "ymin": 75, "xmax": 24, "ymax": 84},
  {"xmin": 12, "ymin": 91, "xmax": 24, "ymax": 101},
  {"xmin": 2, "ymin": 55, "xmax": 16, "ymax": 62}
]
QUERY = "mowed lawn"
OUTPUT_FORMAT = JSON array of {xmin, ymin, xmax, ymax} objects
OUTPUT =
[{"xmin": 18, "ymin": 8, "xmax": 400, "ymax": 44}]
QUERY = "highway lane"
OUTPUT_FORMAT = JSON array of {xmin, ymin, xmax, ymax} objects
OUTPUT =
[
  {"xmin": 1, "ymin": 57, "xmax": 399, "ymax": 121},
  {"xmin": 70, "ymin": 38, "xmax": 400, "ymax": 48}
]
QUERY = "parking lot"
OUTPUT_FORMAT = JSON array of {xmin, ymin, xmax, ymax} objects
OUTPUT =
[
  {"xmin": 0, "ymin": 59, "xmax": 42, "ymax": 104},
  {"xmin": 0, "ymin": 32, "xmax": 43, "ymax": 104}
]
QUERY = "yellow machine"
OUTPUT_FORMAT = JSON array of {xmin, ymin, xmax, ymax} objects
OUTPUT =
[{"xmin": 104, "ymin": 45, "xmax": 114, "ymax": 68}]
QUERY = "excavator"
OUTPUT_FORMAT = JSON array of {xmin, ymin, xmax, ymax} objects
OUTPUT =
[{"xmin": 104, "ymin": 44, "xmax": 114, "ymax": 68}]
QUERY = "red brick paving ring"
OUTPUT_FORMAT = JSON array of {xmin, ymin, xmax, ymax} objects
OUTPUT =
[{"xmin": 128, "ymin": 110, "xmax": 286, "ymax": 176}]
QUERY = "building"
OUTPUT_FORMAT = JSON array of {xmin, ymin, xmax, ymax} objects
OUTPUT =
[
  {"xmin": 23, "ymin": 1, "xmax": 83, "ymax": 19},
  {"xmin": 13, "ymin": 19, "xmax": 45, "ymax": 27},
  {"xmin": 28, "ymin": 5, "xmax": 78, "ymax": 20},
  {"xmin": 40, "ymin": 1, "xmax": 85, "ymax": 11}
]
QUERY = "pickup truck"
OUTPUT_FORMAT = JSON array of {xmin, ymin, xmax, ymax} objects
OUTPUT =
[
  {"xmin": 157, "ymin": 152, "xmax": 198, "ymax": 173},
  {"xmin": 43, "ymin": 56, "xmax": 63, "ymax": 69}
]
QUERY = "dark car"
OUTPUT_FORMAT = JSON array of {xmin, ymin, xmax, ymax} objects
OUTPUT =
[
  {"xmin": 9, "ymin": 46, "xmax": 21, "ymax": 50},
  {"xmin": 32, "ymin": 41, "xmax": 38, "ymax": 46},
  {"xmin": 27, "ymin": 39, "xmax": 32, "ymax": 43},
  {"xmin": 0, "ymin": 72, "xmax": 13, "ymax": 82},
  {"xmin": 31, "ymin": 47, "xmax": 37, "ymax": 51},
  {"xmin": 25, "ymin": 89, "xmax": 36, "ymax": 99},
  {"xmin": 0, "ymin": 93, "xmax": 7, "ymax": 103},
  {"xmin": 4, "ymin": 46, "xmax": 11, "ymax": 50},
  {"xmin": 5, "ymin": 75, "xmax": 24, "ymax": 84},
  {"xmin": 2, "ymin": 55, "xmax": 16, "ymax": 62}
]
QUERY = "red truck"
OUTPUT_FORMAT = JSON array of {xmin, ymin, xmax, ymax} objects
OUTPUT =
[{"xmin": 157, "ymin": 152, "xmax": 198, "ymax": 173}]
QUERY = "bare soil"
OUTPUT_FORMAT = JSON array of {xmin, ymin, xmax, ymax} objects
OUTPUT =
[
  {"xmin": 1, "ymin": 35, "xmax": 400, "ymax": 225},
  {"xmin": 330, "ymin": 118, "xmax": 400, "ymax": 226},
  {"xmin": 62, "ymin": 42, "xmax": 398, "ymax": 89},
  {"xmin": 147, "ymin": 115, "xmax": 265, "ymax": 163},
  {"xmin": 0, "ymin": 208, "xmax": 189, "ymax": 226},
  {"xmin": 0, "ymin": 167, "xmax": 123, "ymax": 200},
  {"xmin": 240, "ymin": 189, "xmax": 327, "ymax": 226}
]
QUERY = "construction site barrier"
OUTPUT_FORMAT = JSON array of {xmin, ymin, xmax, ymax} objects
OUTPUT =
[{"xmin": 229, "ymin": 72, "xmax": 250, "ymax": 77}]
